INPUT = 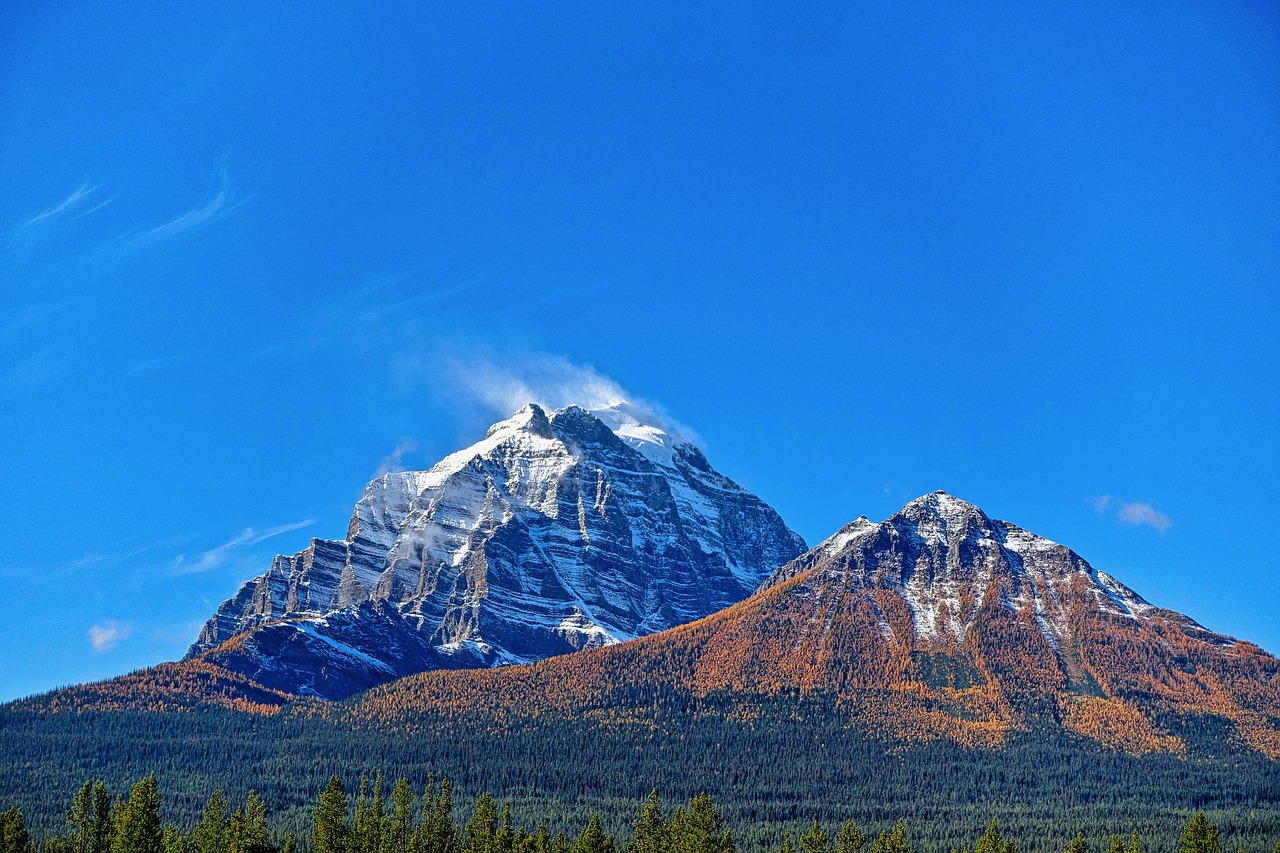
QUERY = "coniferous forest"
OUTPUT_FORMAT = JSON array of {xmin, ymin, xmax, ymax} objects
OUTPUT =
[
  {"xmin": 0, "ymin": 772, "xmax": 1275, "ymax": 853},
  {"xmin": 3, "ymin": 693, "xmax": 1280, "ymax": 853}
]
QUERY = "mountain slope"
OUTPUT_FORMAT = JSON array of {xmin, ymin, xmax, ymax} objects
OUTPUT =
[
  {"xmin": 9, "ymin": 493, "xmax": 1280, "ymax": 852},
  {"xmin": 328, "ymin": 491, "xmax": 1280, "ymax": 758},
  {"xmin": 185, "ymin": 403, "xmax": 807, "ymax": 699}
]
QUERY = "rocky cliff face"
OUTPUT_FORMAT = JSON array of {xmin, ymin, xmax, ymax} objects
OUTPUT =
[{"xmin": 187, "ymin": 403, "xmax": 807, "ymax": 698}]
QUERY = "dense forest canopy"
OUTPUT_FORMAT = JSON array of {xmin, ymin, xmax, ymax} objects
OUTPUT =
[
  {"xmin": 3, "ymin": 694, "xmax": 1280, "ymax": 853},
  {"xmin": 1, "ymin": 774, "xmax": 1275, "ymax": 853}
]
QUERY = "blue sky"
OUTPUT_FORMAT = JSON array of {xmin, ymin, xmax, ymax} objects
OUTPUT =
[{"xmin": 1, "ymin": 2, "xmax": 1277, "ymax": 701}]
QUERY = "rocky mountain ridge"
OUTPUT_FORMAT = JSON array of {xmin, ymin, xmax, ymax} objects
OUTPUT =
[
  {"xmin": 185, "ymin": 402, "xmax": 808, "ymax": 699},
  {"xmin": 16, "ymin": 490, "xmax": 1280, "ymax": 761},
  {"xmin": 312, "ymin": 490, "xmax": 1277, "ymax": 757}
]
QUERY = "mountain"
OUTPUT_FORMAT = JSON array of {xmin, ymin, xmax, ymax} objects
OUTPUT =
[
  {"xmin": 332, "ymin": 490, "xmax": 1280, "ymax": 758},
  {"xmin": 184, "ymin": 402, "xmax": 808, "ymax": 699},
  {"xmin": 8, "ymin": 492, "xmax": 1280, "ymax": 850}
]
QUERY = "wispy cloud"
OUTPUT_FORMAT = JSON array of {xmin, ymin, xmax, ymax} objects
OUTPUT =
[
  {"xmin": 88, "ymin": 621, "xmax": 131, "ymax": 653},
  {"xmin": 21, "ymin": 182, "xmax": 111, "ymax": 229},
  {"xmin": 172, "ymin": 518, "xmax": 316, "ymax": 575},
  {"xmin": 250, "ymin": 271, "xmax": 480, "ymax": 363},
  {"xmin": 1090, "ymin": 495, "xmax": 1173, "ymax": 533},
  {"xmin": 374, "ymin": 438, "xmax": 419, "ymax": 476},
  {"xmin": 136, "ymin": 168, "xmax": 244, "ymax": 245},
  {"xmin": 119, "ymin": 353, "xmax": 187, "ymax": 379}
]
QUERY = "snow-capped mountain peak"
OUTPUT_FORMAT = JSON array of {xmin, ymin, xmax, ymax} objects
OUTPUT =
[{"xmin": 187, "ymin": 403, "xmax": 807, "ymax": 699}]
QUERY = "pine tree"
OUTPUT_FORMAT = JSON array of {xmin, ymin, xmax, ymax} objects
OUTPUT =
[
  {"xmin": 668, "ymin": 796, "xmax": 731, "ymax": 853},
  {"xmin": 972, "ymin": 821, "xmax": 1016, "ymax": 853},
  {"xmin": 1105, "ymin": 838, "xmax": 1124, "ymax": 853},
  {"xmin": 835, "ymin": 823, "xmax": 865, "ymax": 853},
  {"xmin": 282, "ymin": 838, "xmax": 295, "ymax": 853},
  {"xmin": 1124, "ymin": 834, "xmax": 1140, "ymax": 853},
  {"xmin": 192, "ymin": 792, "xmax": 228, "ymax": 853},
  {"xmin": 371, "ymin": 776, "xmax": 386, "ymax": 853},
  {"xmin": 778, "ymin": 837, "xmax": 796, "ymax": 853},
  {"xmin": 110, "ymin": 775, "xmax": 162, "ymax": 853},
  {"xmin": 386, "ymin": 778, "xmax": 415, "ymax": 853},
  {"xmin": 314, "ymin": 777, "xmax": 350, "ymax": 853},
  {"xmin": 869, "ymin": 822, "xmax": 910, "ymax": 853},
  {"xmin": 162, "ymin": 827, "xmax": 187, "ymax": 853},
  {"xmin": 226, "ymin": 811, "xmax": 246, "ymax": 853},
  {"xmin": 353, "ymin": 776, "xmax": 384, "ymax": 853},
  {"xmin": 428, "ymin": 780, "xmax": 454, "ymax": 853},
  {"xmin": 1, "ymin": 807, "xmax": 31, "ymax": 853},
  {"xmin": 1064, "ymin": 835, "xmax": 1086, "ymax": 853},
  {"xmin": 411, "ymin": 778, "xmax": 436, "ymax": 853},
  {"xmin": 92, "ymin": 785, "xmax": 113, "ymax": 853},
  {"xmin": 494, "ymin": 805, "xmax": 515, "ymax": 853},
  {"xmin": 106, "ymin": 796, "xmax": 125, "ymax": 853},
  {"xmin": 515, "ymin": 830, "xmax": 537, "ymax": 853},
  {"xmin": 889, "ymin": 823, "xmax": 910, "ymax": 853},
  {"xmin": 353, "ymin": 779, "xmax": 372, "ymax": 853},
  {"xmin": 629, "ymin": 792, "xmax": 666, "ymax": 853},
  {"xmin": 464, "ymin": 794, "xmax": 497, "ymax": 853},
  {"xmin": 799, "ymin": 823, "xmax": 828, "ymax": 853},
  {"xmin": 570, "ymin": 816, "xmax": 614, "ymax": 853},
  {"xmin": 70, "ymin": 783, "xmax": 95, "ymax": 853},
  {"xmin": 1178, "ymin": 814, "xmax": 1221, "ymax": 853},
  {"xmin": 240, "ymin": 791, "xmax": 272, "ymax": 853}
]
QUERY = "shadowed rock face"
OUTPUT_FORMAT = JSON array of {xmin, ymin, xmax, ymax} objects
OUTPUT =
[{"xmin": 186, "ymin": 403, "xmax": 807, "ymax": 699}]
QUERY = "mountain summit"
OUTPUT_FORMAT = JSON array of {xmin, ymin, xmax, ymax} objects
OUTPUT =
[
  {"xmin": 759, "ymin": 489, "xmax": 1156, "ymax": 646},
  {"xmin": 186, "ymin": 403, "xmax": 807, "ymax": 699}
]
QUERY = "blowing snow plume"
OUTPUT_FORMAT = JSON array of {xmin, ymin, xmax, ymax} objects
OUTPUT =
[{"xmin": 438, "ymin": 351, "xmax": 700, "ymax": 447}]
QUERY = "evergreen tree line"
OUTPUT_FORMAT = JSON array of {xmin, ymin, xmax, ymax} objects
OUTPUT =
[
  {"xmin": 2, "ymin": 775, "xmax": 1278, "ymax": 853},
  {"xmin": 6, "ymin": 701, "xmax": 1280, "ymax": 853}
]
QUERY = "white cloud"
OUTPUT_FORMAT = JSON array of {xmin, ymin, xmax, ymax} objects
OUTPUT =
[
  {"xmin": 172, "ymin": 518, "xmax": 316, "ymax": 575},
  {"xmin": 374, "ymin": 438, "xmax": 418, "ymax": 476},
  {"xmin": 1090, "ymin": 494, "xmax": 1173, "ymax": 533},
  {"xmin": 435, "ymin": 350, "xmax": 699, "ymax": 445},
  {"xmin": 1115, "ymin": 501, "xmax": 1174, "ymax": 533},
  {"xmin": 88, "ymin": 621, "xmax": 130, "ymax": 653}
]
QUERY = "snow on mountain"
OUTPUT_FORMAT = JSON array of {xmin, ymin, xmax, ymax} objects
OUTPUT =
[
  {"xmin": 187, "ymin": 403, "xmax": 807, "ymax": 699},
  {"xmin": 761, "ymin": 490, "xmax": 1163, "ymax": 649}
]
